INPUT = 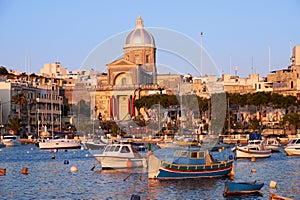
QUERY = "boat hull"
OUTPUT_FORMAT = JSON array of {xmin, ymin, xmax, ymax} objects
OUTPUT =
[
  {"xmin": 39, "ymin": 139, "xmax": 81, "ymax": 150},
  {"xmin": 224, "ymin": 181, "xmax": 264, "ymax": 196},
  {"xmin": 153, "ymin": 160, "xmax": 234, "ymax": 179},
  {"xmin": 234, "ymin": 146, "xmax": 271, "ymax": 158},
  {"xmin": 94, "ymin": 156, "xmax": 146, "ymax": 169},
  {"xmin": 3, "ymin": 140, "xmax": 19, "ymax": 147},
  {"xmin": 284, "ymin": 147, "xmax": 300, "ymax": 156}
]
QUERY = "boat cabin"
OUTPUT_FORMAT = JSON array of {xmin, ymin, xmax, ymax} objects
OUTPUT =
[
  {"xmin": 172, "ymin": 148, "xmax": 214, "ymax": 165},
  {"xmin": 102, "ymin": 144, "xmax": 142, "ymax": 158}
]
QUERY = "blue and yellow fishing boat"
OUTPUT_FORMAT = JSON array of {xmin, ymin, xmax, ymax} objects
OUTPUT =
[{"xmin": 148, "ymin": 147, "xmax": 234, "ymax": 179}]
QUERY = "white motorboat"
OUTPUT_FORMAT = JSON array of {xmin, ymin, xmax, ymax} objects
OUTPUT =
[
  {"xmin": 284, "ymin": 138, "xmax": 300, "ymax": 156},
  {"xmin": 82, "ymin": 135, "xmax": 108, "ymax": 150},
  {"xmin": 83, "ymin": 140, "xmax": 107, "ymax": 150},
  {"xmin": 232, "ymin": 140, "xmax": 271, "ymax": 158},
  {"xmin": 93, "ymin": 143, "xmax": 147, "ymax": 169},
  {"xmin": 157, "ymin": 140, "xmax": 180, "ymax": 149},
  {"xmin": 265, "ymin": 138, "xmax": 281, "ymax": 152},
  {"xmin": 2, "ymin": 135, "xmax": 19, "ymax": 147},
  {"xmin": 38, "ymin": 138, "xmax": 81, "ymax": 150}
]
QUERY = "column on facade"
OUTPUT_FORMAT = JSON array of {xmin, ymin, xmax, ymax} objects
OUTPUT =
[
  {"xmin": 113, "ymin": 97, "xmax": 118, "ymax": 119},
  {"xmin": 128, "ymin": 95, "xmax": 136, "ymax": 117}
]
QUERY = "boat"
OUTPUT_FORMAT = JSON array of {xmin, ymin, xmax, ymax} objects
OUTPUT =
[
  {"xmin": 232, "ymin": 139, "xmax": 272, "ymax": 158},
  {"xmin": 93, "ymin": 143, "xmax": 147, "ymax": 170},
  {"xmin": 2, "ymin": 134, "xmax": 19, "ymax": 147},
  {"xmin": 269, "ymin": 192, "xmax": 294, "ymax": 200},
  {"xmin": 265, "ymin": 138, "xmax": 281, "ymax": 152},
  {"xmin": 82, "ymin": 135, "xmax": 108, "ymax": 150},
  {"xmin": 223, "ymin": 181, "xmax": 264, "ymax": 196},
  {"xmin": 284, "ymin": 137, "xmax": 300, "ymax": 156},
  {"xmin": 157, "ymin": 140, "xmax": 180, "ymax": 149},
  {"xmin": 83, "ymin": 140, "xmax": 107, "ymax": 150},
  {"xmin": 148, "ymin": 146, "xmax": 234, "ymax": 179},
  {"xmin": 38, "ymin": 138, "xmax": 81, "ymax": 150}
]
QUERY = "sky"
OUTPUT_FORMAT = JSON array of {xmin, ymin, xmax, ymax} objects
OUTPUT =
[{"xmin": 0, "ymin": 0, "xmax": 299, "ymax": 78}]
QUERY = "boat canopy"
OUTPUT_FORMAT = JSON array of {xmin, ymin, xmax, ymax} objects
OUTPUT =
[{"xmin": 172, "ymin": 148, "xmax": 213, "ymax": 165}]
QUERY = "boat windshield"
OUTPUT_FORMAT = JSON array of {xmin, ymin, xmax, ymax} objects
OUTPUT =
[
  {"xmin": 120, "ymin": 146, "xmax": 131, "ymax": 153},
  {"xmin": 290, "ymin": 139, "xmax": 300, "ymax": 144},
  {"xmin": 109, "ymin": 146, "xmax": 116, "ymax": 152},
  {"xmin": 105, "ymin": 145, "xmax": 113, "ymax": 152}
]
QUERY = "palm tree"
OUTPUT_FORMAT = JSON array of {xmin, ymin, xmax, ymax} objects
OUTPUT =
[
  {"xmin": 13, "ymin": 93, "xmax": 27, "ymax": 119},
  {"xmin": 5, "ymin": 117, "xmax": 21, "ymax": 135}
]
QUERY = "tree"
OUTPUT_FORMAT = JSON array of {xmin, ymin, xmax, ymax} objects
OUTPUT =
[
  {"xmin": 282, "ymin": 113, "xmax": 300, "ymax": 134},
  {"xmin": 0, "ymin": 66, "xmax": 9, "ymax": 75},
  {"xmin": 5, "ymin": 117, "xmax": 21, "ymax": 135},
  {"xmin": 13, "ymin": 93, "xmax": 27, "ymax": 119},
  {"xmin": 249, "ymin": 117, "xmax": 260, "ymax": 131}
]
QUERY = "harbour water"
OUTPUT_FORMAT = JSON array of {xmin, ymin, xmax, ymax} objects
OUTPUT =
[{"xmin": 0, "ymin": 144, "xmax": 299, "ymax": 200}]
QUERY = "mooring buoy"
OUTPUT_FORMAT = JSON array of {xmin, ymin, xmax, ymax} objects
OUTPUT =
[{"xmin": 21, "ymin": 167, "xmax": 28, "ymax": 175}]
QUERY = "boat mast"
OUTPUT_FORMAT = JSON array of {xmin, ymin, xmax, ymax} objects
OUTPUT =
[
  {"xmin": 51, "ymin": 76, "xmax": 54, "ymax": 138},
  {"xmin": 200, "ymin": 32, "xmax": 203, "ymax": 75},
  {"xmin": 27, "ymin": 50, "xmax": 31, "ymax": 135},
  {"xmin": 227, "ymin": 98, "xmax": 230, "ymax": 133}
]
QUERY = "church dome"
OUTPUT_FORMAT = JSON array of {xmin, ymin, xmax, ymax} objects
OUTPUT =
[{"xmin": 124, "ymin": 16, "xmax": 155, "ymax": 48}]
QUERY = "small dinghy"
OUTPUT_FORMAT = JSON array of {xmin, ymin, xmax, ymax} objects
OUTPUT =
[{"xmin": 223, "ymin": 181, "xmax": 264, "ymax": 196}]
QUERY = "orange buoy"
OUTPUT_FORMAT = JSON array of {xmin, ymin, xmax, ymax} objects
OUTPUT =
[
  {"xmin": 0, "ymin": 168, "xmax": 6, "ymax": 176},
  {"xmin": 22, "ymin": 167, "xmax": 28, "ymax": 175}
]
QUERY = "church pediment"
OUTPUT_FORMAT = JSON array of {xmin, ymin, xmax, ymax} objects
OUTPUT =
[{"xmin": 108, "ymin": 58, "xmax": 136, "ymax": 66}]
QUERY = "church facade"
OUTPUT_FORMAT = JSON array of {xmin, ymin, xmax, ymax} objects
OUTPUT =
[{"xmin": 94, "ymin": 16, "xmax": 159, "ymax": 121}]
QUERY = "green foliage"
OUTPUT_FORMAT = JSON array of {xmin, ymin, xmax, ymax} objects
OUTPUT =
[
  {"xmin": 5, "ymin": 117, "xmax": 21, "ymax": 135},
  {"xmin": 249, "ymin": 117, "xmax": 260, "ymax": 131},
  {"xmin": 0, "ymin": 66, "xmax": 9, "ymax": 75},
  {"xmin": 227, "ymin": 92, "xmax": 298, "ymax": 108},
  {"xmin": 282, "ymin": 113, "xmax": 300, "ymax": 134},
  {"xmin": 13, "ymin": 93, "xmax": 27, "ymax": 118},
  {"xmin": 72, "ymin": 100, "xmax": 91, "ymax": 117},
  {"xmin": 134, "ymin": 94, "xmax": 209, "ymax": 114}
]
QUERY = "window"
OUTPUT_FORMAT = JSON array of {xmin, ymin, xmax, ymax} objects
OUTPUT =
[
  {"xmin": 105, "ymin": 146, "xmax": 112, "ymax": 152},
  {"xmin": 146, "ymin": 55, "xmax": 150, "ymax": 63},
  {"xmin": 180, "ymin": 150, "xmax": 188, "ymax": 157},
  {"xmin": 120, "ymin": 146, "xmax": 130, "ymax": 153},
  {"xmin": 199, "ymin": 151, "xmax": 205, "ymax": 158},
  {"xmin": 109, "ymin": 146, "xmax": 116, "ymax": 152},
  {"xmin": 174, "ymin": 150, "xmax": 180, "ymax": 157},
  {"xmin": 190, "ymin": 152, "xmax": 198, "ymax": 159}
]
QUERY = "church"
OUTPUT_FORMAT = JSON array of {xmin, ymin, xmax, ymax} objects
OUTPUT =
[{"xmin": 94, "ymin": 16, "xmax": 159, "ymax": 120}]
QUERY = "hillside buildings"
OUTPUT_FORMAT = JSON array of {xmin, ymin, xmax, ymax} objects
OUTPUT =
[{"xmin": 0, "ymin": 16, "xmax": 299, "ymax": 135}]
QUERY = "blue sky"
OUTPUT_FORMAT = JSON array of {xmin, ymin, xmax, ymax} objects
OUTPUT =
[{"xmin": 0, "ymin": 0, "xmax": 299, "ymax": 78}]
